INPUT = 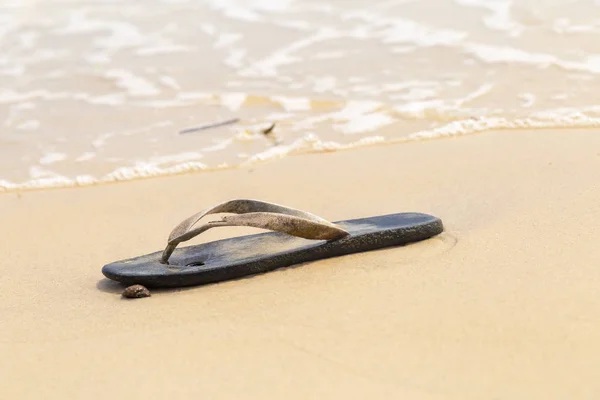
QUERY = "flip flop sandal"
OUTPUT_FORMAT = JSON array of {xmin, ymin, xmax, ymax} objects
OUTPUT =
[{"xmin": 102, "ymin": 199, "xmax": 444, "ymax": 288}]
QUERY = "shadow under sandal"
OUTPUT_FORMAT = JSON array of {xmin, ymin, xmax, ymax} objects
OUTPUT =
[{"xmin": 102, "ymin": 199, "xmax": 444, "ymax": 288}]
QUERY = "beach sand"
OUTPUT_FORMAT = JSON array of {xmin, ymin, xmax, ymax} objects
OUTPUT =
[{"xmin": 2, "ymin": 129, "xmax": 600, "ymax": 399}]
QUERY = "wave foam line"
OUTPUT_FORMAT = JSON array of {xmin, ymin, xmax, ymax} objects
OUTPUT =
[{"xmin": 2, "ymin": 114, "xmax": 600, "ymax": 194}]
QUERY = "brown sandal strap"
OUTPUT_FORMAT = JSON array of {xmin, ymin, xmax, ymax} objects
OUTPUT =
[{"xmin": 161, "ymin": 199, "xmax": 349, "ymax": 264}]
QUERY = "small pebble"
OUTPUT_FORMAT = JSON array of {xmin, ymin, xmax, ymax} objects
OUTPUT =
[{"xmin": 122, "ymin": 284, "xmax": 151, "ymax": 299}]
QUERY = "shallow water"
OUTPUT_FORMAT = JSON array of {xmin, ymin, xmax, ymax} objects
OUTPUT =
[{"xmin": 2, "ymin": 0, "xmax": 600, "ymax": 191}]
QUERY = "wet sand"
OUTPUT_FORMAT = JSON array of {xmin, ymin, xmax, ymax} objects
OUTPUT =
[{"xmin": 2, "ymin": 129, "xmax": 600, "ymax": 399}]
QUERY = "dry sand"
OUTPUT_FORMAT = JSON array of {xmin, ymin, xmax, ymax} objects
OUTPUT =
[{"xmin": 2, "ymin": 129, "xmax": 600, "ymax": 399}]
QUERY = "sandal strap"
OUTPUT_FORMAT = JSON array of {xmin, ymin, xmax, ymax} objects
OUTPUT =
[{"xmin": 161, "ymin": 199, "xmax": 349, "ymax": 264}]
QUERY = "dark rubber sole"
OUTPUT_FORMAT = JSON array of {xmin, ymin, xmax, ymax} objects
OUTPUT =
[{"xmin": 102, "ymin": 212, "xmax": 444, "ymax": 288}]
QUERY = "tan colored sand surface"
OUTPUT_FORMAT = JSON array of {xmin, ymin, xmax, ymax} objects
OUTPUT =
[{"xmin": 2, "ymin": 130, "xmax": 600, "ymax": 399}]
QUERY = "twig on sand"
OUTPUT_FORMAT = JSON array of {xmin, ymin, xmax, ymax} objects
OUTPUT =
[
  {"xmin": 261, "ymin": 122, "xmax": 282, "ymax": 145},
  {"xmin": 261, "ymin": 122, "xmax": 276, "ymax": 135},
  {"xmin": 179, "ymin": 118, "xmax": 240, "ymax": 134}
]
